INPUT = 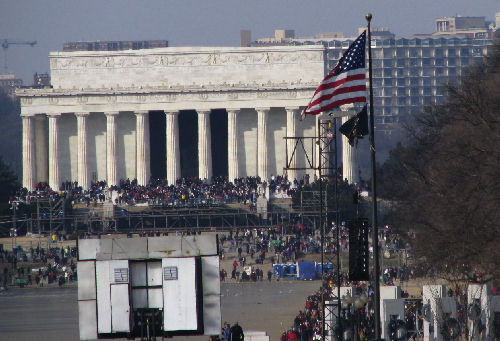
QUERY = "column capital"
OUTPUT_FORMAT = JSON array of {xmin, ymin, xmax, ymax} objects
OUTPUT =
[
  {"xmin": 46, "ymin": 113, "xmax": 61, "ymax": 118},
  {"xmin": 135, "ymin": 110, "xmax": 149, "ymax": 115},
  {"xmin": 105, "ymin": 111, "xmax": 120, "ymax": 116},
  {"xmin": 255, "ymin": 107, "xmax": 270, "ymax": 113},
  {"xmin": 164, "ymin": 110, "xmax": 179, "ymax": 116},
  {"xmin": 196, "ymin": 110, "xmax": 211, "ymax": 115},
  {"xmin": 226, "ymin": 108, "xmax": 241, "ymax": 114},
  {"xmin": 75, "ymin": 112, "xmax": 90, "ymax": 117}
]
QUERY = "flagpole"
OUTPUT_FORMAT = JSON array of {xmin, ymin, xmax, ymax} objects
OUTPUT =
[{"xmin": 366, "ymin": 12, "xmax": 381, "ymax": 341}]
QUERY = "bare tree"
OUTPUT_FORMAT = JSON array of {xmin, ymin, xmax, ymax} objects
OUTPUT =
[{"xmin": 385, "ymin": 39, "xmax": 500, "ymax": 282}]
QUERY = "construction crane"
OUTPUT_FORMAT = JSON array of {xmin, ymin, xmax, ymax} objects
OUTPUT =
[{"xmin": 1, "ymin": 39, "xmax": 37, "ymax": 74}]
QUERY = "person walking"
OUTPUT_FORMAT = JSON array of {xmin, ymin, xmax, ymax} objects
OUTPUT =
[
  {"xmin": 223, "ymin": 322, "xmax": 232, "ymax": 341},
  {"xmin": 230, "ymin": 322, "xmax": 244, "ymax": 341}
]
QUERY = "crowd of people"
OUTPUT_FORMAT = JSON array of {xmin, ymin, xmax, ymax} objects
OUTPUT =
[
  {"xmin": 0, "ymin": 243, "xmax": 77, "ymax": 289},
  {"xmin": 12, "ymin": 174, "xmax": 310, "ymax": 208},
  {"xmin": 213, "ymin": 219, "xmax": 423, "ymax": 341},
  {"xmin": 8, "ymin": 174, "xmax": 427, "ymax": 341}
]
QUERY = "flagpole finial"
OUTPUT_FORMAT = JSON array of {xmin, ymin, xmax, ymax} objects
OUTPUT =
[{"xmin": 365, "ymin": 13, "xmax": 372, "ymax": 22}]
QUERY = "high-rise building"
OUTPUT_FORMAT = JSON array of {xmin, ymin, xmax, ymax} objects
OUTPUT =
[
  {"xmin": 62, "ymin": 40, "xmax": 168, "ymax": 52},
  {"xmin": 250, "ymin": 14, "xmax": 498, "ymax": 133},
  {"xmin": 434, "ymin": 16, "xmax": 492, "ymax": 38},
  {"xmin": 240, "ymin": 30, "xmax": 252, "ymax": 47},
  {"xmin": 0, "ymin": 74, "xmax": 22, "ymax": 98}
]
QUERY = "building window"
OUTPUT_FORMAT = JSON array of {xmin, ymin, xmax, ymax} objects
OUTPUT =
[
  {"xmin": 460, "ymin": 48, "xmax": 470, "ymax": 57},
  {"xmin": 472, "ymin": 48, "xmax": 482, "ymax": 56}
]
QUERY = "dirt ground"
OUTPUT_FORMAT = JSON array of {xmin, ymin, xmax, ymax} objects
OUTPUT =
[
  {"xmin": 0, "ymin": 234, "xmax": 440, "ymax": 298},
  {"xmin": 0, "ymin": 234, "xmax": 457, "ymax": 340}
]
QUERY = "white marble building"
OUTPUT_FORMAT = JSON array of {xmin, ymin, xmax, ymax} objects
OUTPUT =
[{"xmin": 17, "ymin": 45, "xmax": 359, "ymax": 191}]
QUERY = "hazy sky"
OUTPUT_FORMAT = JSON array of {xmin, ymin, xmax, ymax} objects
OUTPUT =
[{"xmin": 1, "ymin": 0, "xmax": 499, "ymax": 83}]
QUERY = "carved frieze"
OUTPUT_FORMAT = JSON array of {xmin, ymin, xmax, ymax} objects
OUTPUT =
[
  {"xmin": 21, "ymin": 97, "xmax": 33, "ymax": 105},
  {"xmin": 50, "ymin": 48, "xmax": 323, "ymax": 71},
  {"xmin": 105, "ymin": 96, "xmax": 117, "ymax": 103},
  {"xmin": 77, "ymin": 96, "xmax": 88, "ymax": 104}
]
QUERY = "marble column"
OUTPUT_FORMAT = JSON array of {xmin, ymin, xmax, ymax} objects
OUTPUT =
[
  {"xmin": 256, "ymin": 108, "xmax": 269, "ymax": 181},
  {"xmin": 76, "ymin": 112, "xmax": 89, "ymax": 190},
  {"xmin": 22, "ymin": 115, "xmax": 35, "ymax": 191},
  {"xmin": 197, "ymin": 110, "xmax": 212, "ymax": 182},
  {"xmin": 165, "ymin": 111, "xmax": 180, "ymax": 185},
  {"xmin": 342, "ymin": 115, "xmax": 360, "ymax": 184},
  {"xmin": 227, "ymin": 109, "xmax": 239, "ymax": 182},
  {"xmin": 136, "ymin": 111, "xmax": 149, "ymax": 186},
  {"xmin": 106, "ymin": 111, "xmax": 119, "ymax": 186},
  {"xmin": 48, "ymin": 114, "xmax": 60, "ymax": 190},
  {"xmin": 285, "ymin": 107, "xmax": 300, "ymax": 181},
  {"xmin": 34, "ymin": 115, "xmax": 48, "ymax": 184}
]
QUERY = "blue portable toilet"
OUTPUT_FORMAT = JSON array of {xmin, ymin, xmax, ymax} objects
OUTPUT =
[
  {"xmin": 282, "ymin": 264, "xmax": 290, "ymax": 277},
  {"xmin": 316, "ymin": 263, "xmax": 322, "ymax": 275},
  {"xmin": 316, "ymin": 263, "xmax": 334, "ymax": 276},
  {"xmin": 298, "ymin": 261, "xmax": 316, "ymax": 280},
  {"xmin": 289, "ymin": 264, "xmax": 297, "ymax": 276},
  {"xmin": 273, "ymin": 264, "xmax": 283, "ymax": 278}
]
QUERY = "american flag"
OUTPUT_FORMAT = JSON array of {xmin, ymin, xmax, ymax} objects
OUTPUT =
[{"xmin": 302, "ymin": 31, "xmax": 367, "ymax": 118}]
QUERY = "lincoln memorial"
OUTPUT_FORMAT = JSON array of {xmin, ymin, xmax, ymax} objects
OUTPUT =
[{"xmin": 17, "ymin": 44, "xmax": 359, "ymax": 191}]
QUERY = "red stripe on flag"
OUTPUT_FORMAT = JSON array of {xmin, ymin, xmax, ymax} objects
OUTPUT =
[
  {"xmin": 308, "ymin": 84, "xmax": 367, "ymax": 108},
  {"xmin": 304, "ymin": 96, "xmax": 367, "ymax": 115},
  {"xmin": 318, "ymin": 73, "xmax": 366, "ymax": 93}
]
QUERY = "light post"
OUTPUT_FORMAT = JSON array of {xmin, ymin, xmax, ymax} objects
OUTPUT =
[
  {"xmin": 9, "ymin": 227, "xmax": 17, "ymax": 271},
  {"xmin": 281, "ymin": 214, "xmax": 285, "ymax": 237}
]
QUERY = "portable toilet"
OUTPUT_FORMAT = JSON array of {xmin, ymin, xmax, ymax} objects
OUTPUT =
[
  {"xmin": 272, "ymin": 264, "xmax": 283, "ymax": 278},
  {"xmin": 282, "ymin": 264, "xmax": 291, "ymax": 277},
  {"xmin": 297, "ymin": 261, "xmax": 316, "ymax": 280},
  {"xmin": 316, "ymin": 263, "xmax": 334, "ymax": 275}
]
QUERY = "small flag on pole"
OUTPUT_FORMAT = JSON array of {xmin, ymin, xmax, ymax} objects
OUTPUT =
[
  {"xmin": 339, "ymin": 105, "xmax": 369, "ymax": 146},
  {"xmin": 301, "ymin": 31, "xmax": 367, "ymax": 120}
]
